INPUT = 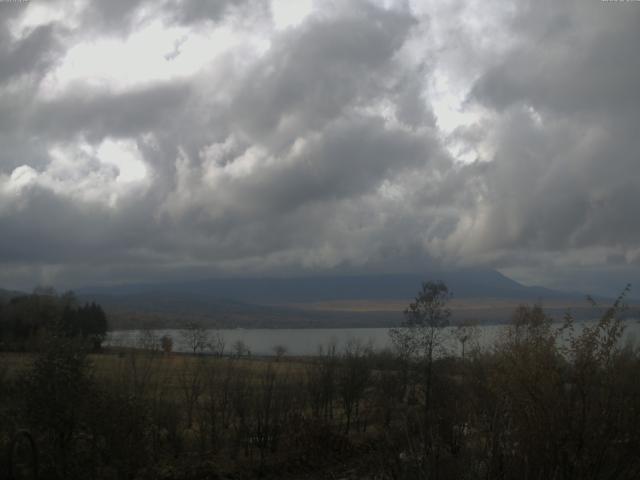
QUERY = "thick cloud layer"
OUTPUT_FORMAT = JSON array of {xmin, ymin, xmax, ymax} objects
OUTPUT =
[{"xmin": 0, "ymin": 0, "xmax": 638, "ymax": 295}]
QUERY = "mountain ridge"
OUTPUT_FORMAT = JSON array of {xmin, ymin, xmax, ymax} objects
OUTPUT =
[{"xmin": 76, "ymin": 269, "xmax": 581, "ymax": 303}]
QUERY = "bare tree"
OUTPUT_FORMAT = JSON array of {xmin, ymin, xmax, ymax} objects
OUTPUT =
[
  {"xmin": 252, "ymin": 365, "xmax": 290, "ymax": 465},
  {"xmin": 181, "ymin": 321, "xmax": 209, "ymax": 355},
  {"xmin": 273, "ymin": 344, "xmax": 287, "ymax": 361},
  {"xmin": 208, "ymin": 329, "xmax": 226, "ymax": 356},
  {"xmin": 307, "ymin": 341, "xmax": 338, "ymax": 422},
  {"xmin": 123, "ymin": 328, "xmax": 164, "ymax": 398},
  {"xmin": 232, "ymin": 339, "xmax": 248, "ymax": 358},
  {"xmin": 454, "ymin": 320, "xmax": 480, "ymax": 360},
  {"xmin": 137, "ymin": 327, "xmax": 159, "ymax": 352},
  {"xmin": 338, "ymin": 339, "xmax": 372, "ymax": 433}
]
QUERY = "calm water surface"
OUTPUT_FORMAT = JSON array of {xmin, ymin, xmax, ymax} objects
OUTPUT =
[{"xmin": 107, "ymin": 319, "xmax": 640, "ymax": 356}]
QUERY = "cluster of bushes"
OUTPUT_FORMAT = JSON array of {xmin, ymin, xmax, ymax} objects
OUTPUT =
[
  {"xmin": 0, "ymin": 283, "xmax": 639, "ymax": 479},
  {"xmin": 0, "ymin": 289, "xmax": 107, "ymax": 351}
]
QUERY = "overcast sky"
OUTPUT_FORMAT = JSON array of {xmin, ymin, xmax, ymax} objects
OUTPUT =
[{"xmin": 0, "ymin": 0, "xmax": 639, "ymax": 295}]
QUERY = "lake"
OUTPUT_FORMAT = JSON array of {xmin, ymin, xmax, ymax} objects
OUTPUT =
[{"xmin": 107, "ymin": 319, "xmax": 640, "ymax": 356}]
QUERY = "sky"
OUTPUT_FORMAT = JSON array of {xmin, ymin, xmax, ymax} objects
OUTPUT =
[{"xmin": 0, "ymin": 0, "xmax": 639, "ymax": 296}]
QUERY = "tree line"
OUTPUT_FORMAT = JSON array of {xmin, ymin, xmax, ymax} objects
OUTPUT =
[
  {"xmin": 0, "ymin": 288, "xmax": 108, "ymax": 351},
  {"xmin": 0, "ymin": 282, "xmax": 638, "ymax": 479}
]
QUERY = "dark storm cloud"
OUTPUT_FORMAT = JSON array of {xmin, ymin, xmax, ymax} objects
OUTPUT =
[
  {"xmin": 0, "ymin": 9, "xmax": 66, "ymax": 173},
  {"xmin": 247, "ymin": 116, "xmax": 435, "ymax": 209},
  {"xmin": 230, "ymin": 5, "xmax": 419, "ymax": 145},
  {"xmin": 0, "ymin": 0, "xmax": 639, "ymax": 294},
  {"xmin": 0, "ymin": 185, "xmax": 138, "ymax": 264},
  {"xmin": 0, "ymin": 23, "xmax": 61, "ymax": 84},
  {"xmin": 31, "ymin": 82, "xmax": 193, "ymax": 142},
  {"xmin": 449, "ymin": 0, "xmax": 640, "ymax": 292},
  {"xmin": 472, "ymin": 2, "xmax": 640, "ymax": 116},
  {"xmin": 0, "ymin": 0, "xmax": 443, "ymax": 289},
  {"xmin": 0, "ymin": 4, "xmax": 66, "ymax": 115},
  {"xmin": 163, "ymin": 115, "xmax": 439, "ymax": 229},
  {"xmin": 466, "ymin": 0, "xmax": 640, "ymax": 247},
  {"xmin": 151, "ymin": 4, "xmax": 440, "ymax": 265}
]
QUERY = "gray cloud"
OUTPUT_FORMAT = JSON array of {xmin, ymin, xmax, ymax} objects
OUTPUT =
[
  {"xmin": 449, "ymin": 0, "xmax": 640, "ymax": 292},
  {"xmin": 0, "ymin": 23, "xmax": 61, "ymax": 84},
  {"xmin": 76, "ymin": 0, "xmax": 267, "ymax": 36},
  {"xmin": 0, "ymin": 0, "xmax": 638, "ymax": 295},
  {"xmin": 472, "ymin": 2, "xmax": 640, "ymax": 116},
  {"xmin": 166, "ymin": 0, "xmax": 269, "ymax": 27},
  {"xmin": 229, "ymin": 4, "xmax": 419, "ymax": 146},
  {"xmin": 31, "ymin": 82, "xmax": 193, "ymax": 142}
]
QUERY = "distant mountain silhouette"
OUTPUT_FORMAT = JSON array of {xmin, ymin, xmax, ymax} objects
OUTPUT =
[
  {"xmin": 73, "ymin": 270, "xmax": 604, "ymax": 328},
  {"xmin": 78, "ymin": 269, "xmax": 576, "ymax": 304},
  {"xmin": 4, "ymin": 271, "xmax": 635, "ymax": 329}
]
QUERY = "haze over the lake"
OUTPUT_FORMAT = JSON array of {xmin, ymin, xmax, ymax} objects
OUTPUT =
[{"xmin": 1, "ymin": 0, "xmax": 639, "ymax": 297}]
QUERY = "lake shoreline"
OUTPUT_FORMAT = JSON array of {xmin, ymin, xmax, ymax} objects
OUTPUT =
[{"xmin": 107, "ymin": 319, "xmax": 640, "ymax": 357}]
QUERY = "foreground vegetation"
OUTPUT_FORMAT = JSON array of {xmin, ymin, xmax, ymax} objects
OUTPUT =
[{"xmin": 0, "ymin": 285, "xmax": 639, "ymax": 479}]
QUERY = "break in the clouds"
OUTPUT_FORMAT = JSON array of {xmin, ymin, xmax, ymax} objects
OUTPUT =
[{"xmin": 0, "ymin": 0, "xmax": 639, "ymax": 296}]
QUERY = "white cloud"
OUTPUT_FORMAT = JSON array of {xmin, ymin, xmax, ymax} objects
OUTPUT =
[
  {"xmin": 0, "ymin": 139, "xmax": 149, "ymax": 208},
  {"xmin": 8, "ymin": 165, "xmax": 38, "ymax": 191},
  {"xmin": 95, "ymin": 138, "xmax": 147, "ymax": 183},
  {"xmin": 271, "ymin": 0, "xmax": 314, "ymax": 30},
  {"xmin": 8, "ymin": 0, "xmax": 85, "ymax": 38},
  {"xmin": 39, "ymin": 17, "xmax": 269, "ymax": 97}
]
